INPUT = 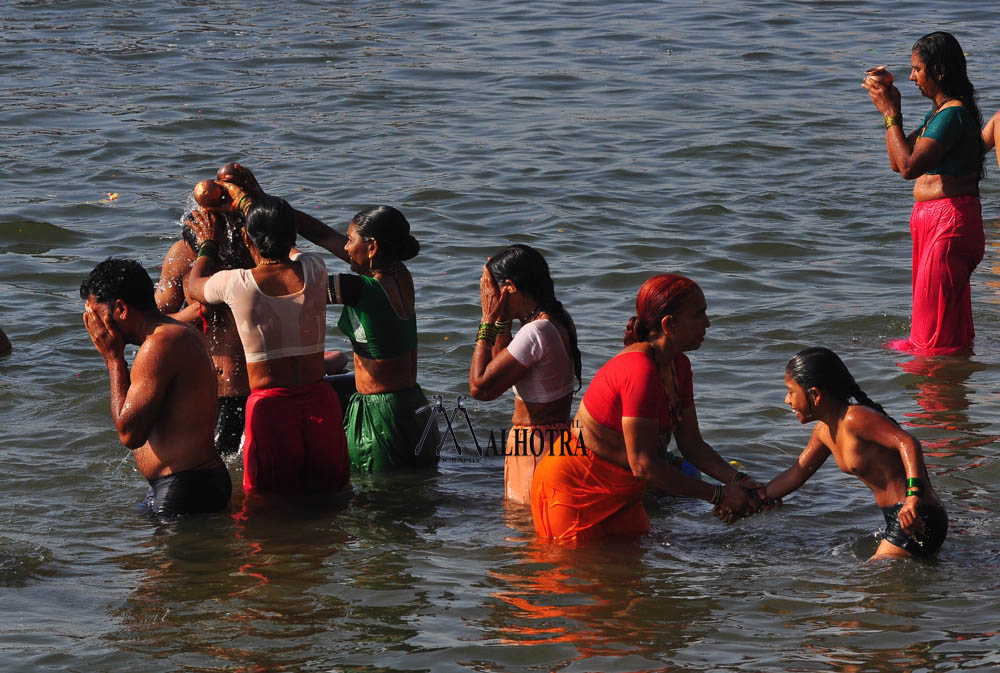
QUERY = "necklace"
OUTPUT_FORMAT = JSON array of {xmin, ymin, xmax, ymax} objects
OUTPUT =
[
  {"xmin": 258, "ymin": 258, "xmax": 287, "ymax": 266},
  {"xmin": 932, "ymin": 97, "xmax": 955, "ymax": 112},
  {"xmin": 647, "ymin": 343, "xmax": 683, "ymax": 428},
  {"xmin": 520, "ymin": 306, "xmax": 543, "ymax": 325}
]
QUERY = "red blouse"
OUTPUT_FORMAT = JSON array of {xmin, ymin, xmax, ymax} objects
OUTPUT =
[{"xmin": 582, "ymin": 351, "xmax": 694, "ymax": 433}]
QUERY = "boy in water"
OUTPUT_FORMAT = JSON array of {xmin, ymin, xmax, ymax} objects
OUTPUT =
[{"xmin": 82, "ymin": 258, "xmax": 231, "ymax": 517}]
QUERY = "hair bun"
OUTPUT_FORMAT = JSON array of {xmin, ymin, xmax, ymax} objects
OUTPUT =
[
  {"xmin": 400, "ymin": 235, "xmax": 419, "ymax": 261},
  {"xmin": 624, "ymin": 315, "xmax": 640, "ymax": 346}
]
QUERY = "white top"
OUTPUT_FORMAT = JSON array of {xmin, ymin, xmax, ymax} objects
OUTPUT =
[
  {"xmin": 203, "ymin": 252, "xmax": 327, "ymax": 363},
  {"xmin": 506, "ymin": 319, "xmax": 575, "ymax": 403}
]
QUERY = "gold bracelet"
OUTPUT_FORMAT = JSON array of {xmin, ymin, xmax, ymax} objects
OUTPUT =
[
  {"xmin": 710, "ymin": 485, "xmax": 724, "ymax": 506},
  {"xmin": 884, "ymin": 114, "xmax": 901, "ymax": 130},
  {"xmin": 494, "ymin": 319, "xmax": 512, "ymax": 335}
]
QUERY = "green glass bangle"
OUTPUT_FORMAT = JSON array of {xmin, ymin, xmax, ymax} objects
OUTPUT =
[
  {"xmin": 906, "ymin": 477, "xmax": 922, "ymax": 488},
  {"xmin": 197, "ymin": 240, "xmax": 220, "ymax": 261},
  {"xmin": 476, "ymin": 322, "xmax": 497, "ymax": 343}
]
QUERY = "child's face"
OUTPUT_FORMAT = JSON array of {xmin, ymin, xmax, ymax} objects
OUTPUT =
[{"xmin": 784, "ymin": 372, "xmax": 814, "ymax": 423}]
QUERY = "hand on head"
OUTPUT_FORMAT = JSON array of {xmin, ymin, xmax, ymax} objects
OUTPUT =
[
  {"xmin": 184, "ymin": 209, "xmax": 224, "ymax": 244},
  {"xmin": 217, "ymin": 162, "xmax": 265, "ymax": 199}
]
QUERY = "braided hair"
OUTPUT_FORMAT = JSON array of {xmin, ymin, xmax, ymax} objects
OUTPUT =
[
  {"xmin": 785, "ymin": 347, "xmax": 897, "ymax": 424},
  {"xmin": 486, "ymin": 244, "xmax": 582, "ymax": 389}
]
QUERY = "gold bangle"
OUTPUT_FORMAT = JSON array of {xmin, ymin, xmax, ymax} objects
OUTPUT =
[
  {"xmin": 494, "ymin": 319, "xmax": 512, "ymax": 335},
  {"xmin": 884, "ymin": 114, "xmax": 901, "ymax": 130}
]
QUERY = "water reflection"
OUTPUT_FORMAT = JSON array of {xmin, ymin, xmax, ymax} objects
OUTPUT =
[
  {"xmin": 896, "ymin": 356, "xmax": 993, "ymax": 458},
  {"xmin": 485, "ymin": 514, "xmax": 711, "ymax": 669}
]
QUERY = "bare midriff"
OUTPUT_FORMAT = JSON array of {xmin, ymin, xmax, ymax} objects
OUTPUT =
[
  {"xmin": 246, "ymin": 351, "xmax": 326, "ymax": 390},
  {"xmin": 353, "ymin": 349, "xmax": 418, "ymax": 394},
  {"xmin": 511, "ymin": 393, "xmax": 572, "ymax": 427},
  {"xmin": 913, "ymin": 172, "xmax": 978, "ymax": 202}
]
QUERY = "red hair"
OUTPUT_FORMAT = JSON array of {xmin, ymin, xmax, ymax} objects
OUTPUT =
[{"xmin": 623, "ymin": 274, "xmax": 698, "ymax": 346}]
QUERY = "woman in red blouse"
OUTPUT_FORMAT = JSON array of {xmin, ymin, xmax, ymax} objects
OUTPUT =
[{"xmin": 530, "ymin": 274, "xmax": 762, "ymax": 543}]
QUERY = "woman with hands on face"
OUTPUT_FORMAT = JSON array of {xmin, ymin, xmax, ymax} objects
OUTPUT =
[
  {"xmin": 530, "ymin": 274, "xmax": 764, "ymax": 543},
  {"xmin": 758, "ymin": 347, "xmax": 946, "ymax": 561},
  {"xmin": 862, "ymin": 31, "xmax": 985, "ymax": 355},
  {"xmin": 468, "ymin": 245, "xmax": 581, "ymax": 504}
]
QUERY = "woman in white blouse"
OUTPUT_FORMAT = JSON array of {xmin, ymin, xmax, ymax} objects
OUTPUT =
[{"xmin": 469, "ymin": 245, "xmax": 581, "ymax": 504}]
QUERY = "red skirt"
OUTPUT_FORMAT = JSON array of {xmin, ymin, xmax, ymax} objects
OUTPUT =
[
  {"xmin": 243, "ymin": 381, "xmax": 350, "ymax": 494},
  {"xmin": 890, "ymin": 195, "xmax": 984, "ymax": 355}
]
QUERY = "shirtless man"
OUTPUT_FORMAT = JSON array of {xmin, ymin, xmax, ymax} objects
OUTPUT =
[
  {"xmin": 156, "ymin": 210, "xmax": 252, "ymax": 456},
  {"xmin": 81, "ymin": 258, "xmax": 231, "ymax": 517}
]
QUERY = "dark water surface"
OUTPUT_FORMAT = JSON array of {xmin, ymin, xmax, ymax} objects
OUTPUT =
[{"xmin": 2, "ymin": 1, "xmax": 999, "ymax": 671}]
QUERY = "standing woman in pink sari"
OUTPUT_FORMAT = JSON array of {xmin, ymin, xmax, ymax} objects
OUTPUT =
[{"xmin": 863, "ymin": 31, "xmax": 985, "ymax": 355}]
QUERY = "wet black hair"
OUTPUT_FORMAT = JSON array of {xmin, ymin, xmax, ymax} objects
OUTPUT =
[
  {"xmin": 352, "ymin": 205, "xmax": 419, "ymax": 268},
  {"xmin": 244, "ymin": 194, "xmax": 296, "ymax": 260},
  {"xmin": 486, "ymin": 244, "xmax": 582, "ymax": 389},
  {"xmin": 785, "ymin": 347, "xmax": 896, "ymax": 423},
  {"xmin": 912, "ymin": 31, "xmax": 985, "ymax": 180},
  {"xmin": 182, "ymin": 211, "xmax": 253, "ymax": 269},
  {"xmin": 80, "ymin": 257, "xmax": 157, "ymax": 312}
]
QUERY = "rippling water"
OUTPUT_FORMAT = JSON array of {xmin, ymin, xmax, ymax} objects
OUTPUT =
[{"xmin": 2, "ymin": 1, "xmax": 999, "ymax": 671}]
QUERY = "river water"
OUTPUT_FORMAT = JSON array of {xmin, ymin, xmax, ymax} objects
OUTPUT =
[{"xmin": 2, "ymin": 1, "xmax": 999, "ymax": 671}]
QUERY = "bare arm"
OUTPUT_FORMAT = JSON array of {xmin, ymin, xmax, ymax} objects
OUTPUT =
[
  {"xmin": 864, "ymin": 79, "xmax": 945, "ymax": 178},
  {"xmin": 183, "ymin": 211, "xmax": 225, "ymax": 306},
  {"xmin": 295, "ymin": 210, "xmax": 350, "ymax": 263},
  {"xmin": 983, "ymin": 109, "xmax": 998, "ymax": 152},
  {"xmin": 83, "ymin": 312, "xmax": 170, "ymax": 449},
  {"xmin": 623, "ymin": 417, "xmax": 719, "ymax": 501},
  {"xmin": 851, "ymin": 409, "xmax": 928, "ymax": 535},
  {"xmin": 761, "ymin": 427, "xmax": 831, "ymax": 501},
  {"xmin": 155, "ymin": 240, "xmax": 202, "ymax": 324},
  {"xmin": 673, "ymin": 404, "xmax": 743, "ymax": 485}
]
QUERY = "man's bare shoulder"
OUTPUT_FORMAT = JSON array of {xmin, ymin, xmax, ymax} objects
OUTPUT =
[{"xmin": 137, "ymin": 319, "xmax": 210, "ymax": 366}]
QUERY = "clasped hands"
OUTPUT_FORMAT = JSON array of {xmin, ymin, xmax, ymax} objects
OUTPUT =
[{"xmin": 712, "ymin": 480, "xmax": 781, "ymax": 525}]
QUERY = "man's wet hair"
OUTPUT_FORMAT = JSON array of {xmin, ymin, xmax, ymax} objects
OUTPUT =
[{"xmin": 80, "ymin": 258, "xmax": 157, "ymax": 312}]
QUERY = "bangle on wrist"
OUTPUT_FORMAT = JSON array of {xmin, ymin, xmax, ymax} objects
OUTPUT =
[
  {"xmin": 236, "ymin": 194, "xmax": 253, "ymax": 215},
  {"xmin": 494, "ymin": 318, "xmax": 512, "ymax": 335},
  {"xmin": 731, "ymin": 470, "xmax": 749, "ymax": 485},
  {"xmin": 197, "ymin": 240, "xmax": 220, "ymax": 262},
  {"xmin": 476, "ymin": 322, "xmax": 497, "ymax": 345},
  {"xmin": 710, "ymin": 484, "xmax": 724, "ymax": 506},
  {"xmin": 884, "ymin": 114, "xmax": 901, "ymax": 130}
]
